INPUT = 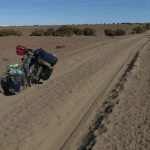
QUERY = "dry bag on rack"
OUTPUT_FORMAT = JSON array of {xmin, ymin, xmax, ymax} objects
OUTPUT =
[{"xmin": 33, "ymin": 48, "xmax": 58, "ymax": 67}]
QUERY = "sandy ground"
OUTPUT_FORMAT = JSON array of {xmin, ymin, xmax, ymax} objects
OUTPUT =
[
  {"xmin": 93, "ymin": 39, "xmax": 150, "ymax": 150},
  {"xmin": 0, "ymin": 29, "xmax": 149, "ymax": 150}
]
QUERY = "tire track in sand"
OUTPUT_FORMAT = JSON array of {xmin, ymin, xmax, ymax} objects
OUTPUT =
[{"xmin": 60, "ymin": 39, "xmax": 150, "ymax": 150}]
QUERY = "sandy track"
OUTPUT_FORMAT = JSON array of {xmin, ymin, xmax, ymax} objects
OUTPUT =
[
  {"xmin": 0, "ymin": 33, "xmax": 149, "ymax": 150},
  {"xmin": 60, "ymin": 35, "xmax": 150, "ymax": 150},
  {"xmin": 93, "ymin": 36, "xmax": 150, "ymax": 150}
]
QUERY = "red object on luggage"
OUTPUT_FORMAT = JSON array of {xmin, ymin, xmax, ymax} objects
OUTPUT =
[{"xmin": 16, "ymin": 45, "xmax": 26, "ymax": 56}]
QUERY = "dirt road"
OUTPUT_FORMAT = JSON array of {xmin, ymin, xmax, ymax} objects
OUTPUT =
[
  {"xmin": 93, "ymin": 36, "xmax": 150, "ymax": 150},
  {"xmin": 0, "ymin": 33, "xmax": 149, "ymax": 150}
]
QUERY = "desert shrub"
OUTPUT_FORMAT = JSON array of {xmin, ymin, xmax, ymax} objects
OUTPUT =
[
  {"xmin": 53, "ymin": 26, "xmax": 74, "ymax": 36},
  {"xmin": 54, "ymin": 26, "xmax": 84, "ymax": 36},
  {"xmin": 59, "ymin": 26, "xmax": 74, "ymax": 36},
  {"xmin": 29, "ymin": 26, "xmax": 96, "ymax": 37},
  {"xmin": 104, "ymin": 29, "xmax": 117, "ymax": 36},
  {"xmin": 143, "ymin": 23, "xmax": 150, "ymax": 30},
  {"xmin": 53, "ymin": 29, "xmax": 65, "ymax": 36},
  {"xmin": 116, "ymin": 29, "xmax": 126, "ymax": 35},
  {"xmin": 44, "ymin": 28, "xmax": 55, "ymax": 36},
  {"xmin": 0, "ymin": 29, "xmax": 21, "ymax": 36},
  {"xmin": 73, "ymin": 28, "xmax": 83, "ymax": 35},
  {"xmin": 132, "ymin": 26, "xmax": 146, "ymax": 34},
  {"xmin": 104, "ymin": 29, "xmax": 126, "ymax": 36},
  {"xmin": 30, "ymin": 29, "xmax": 45, "ymax": 36},
  {"xmin": 83, "ymin": 28, "xmax": 96, "ymax": 36}
]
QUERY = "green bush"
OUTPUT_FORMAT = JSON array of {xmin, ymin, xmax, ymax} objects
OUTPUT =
[
  {"xmin": 84, "ymin": 28, "xmax": 96, "ymax": 36},
  {"xmin": 0, "ymin": 29, "xmax": 21, "ymax": 36},
  {"xmin": 44, "ymin": 28, "xmax": 55, "ymax": 36},
  {"xmin": 30, "ymin": 29, "xmax": 45, "ymax": 36}
]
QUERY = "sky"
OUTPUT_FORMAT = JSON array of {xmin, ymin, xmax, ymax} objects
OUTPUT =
[{"xmin": 0, "ymin": 0, "xmax": 149, "ymax": 25}]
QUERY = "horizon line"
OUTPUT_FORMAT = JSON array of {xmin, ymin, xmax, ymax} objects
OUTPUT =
[{"xmin": 0, "ymin": 22, "xmax": 150, "ymax": 27}]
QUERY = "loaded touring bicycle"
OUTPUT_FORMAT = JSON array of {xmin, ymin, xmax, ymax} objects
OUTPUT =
[{"xmin": 0, "ymin": 45, "xmax": 57, "ymax": 95}]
